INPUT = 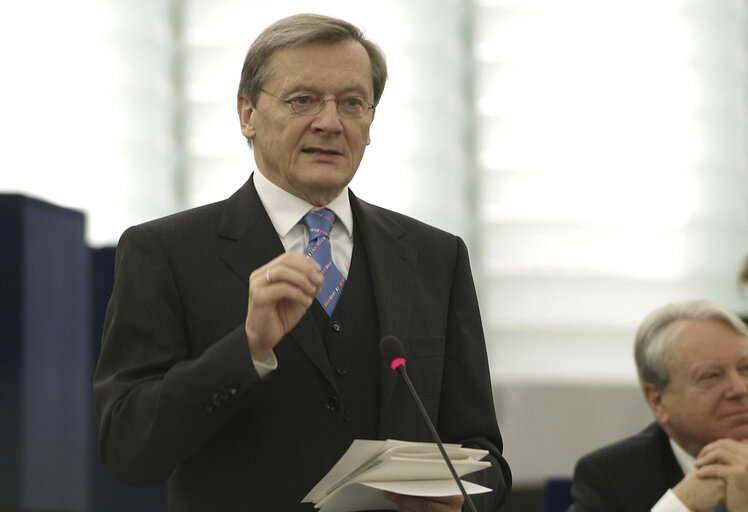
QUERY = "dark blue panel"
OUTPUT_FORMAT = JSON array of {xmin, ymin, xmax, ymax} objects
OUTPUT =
[
  {"xmin": 0, "ymin": 194, "xmax": 94, "ymax": 511},
  {"xmin": 543, "ymin": 476, "xmax": 574, "ymax": 512},
  {"xmin": 2, "ymin": 196, "xmax": 167, "ymax": 512},
  {"xmin": 91, "ymin": 247, "xmax": 115, "ymax": 369},
  {"xmin": 90, "ymin": 247, "xmax": 167, "ymax": 512},
  {"xmin": 0, "ymin": 195, "xmax": 23, "ymax": 505},
  {"xmin": 18, "ymin": 196, "xmax": 93, "ymax": 511}
]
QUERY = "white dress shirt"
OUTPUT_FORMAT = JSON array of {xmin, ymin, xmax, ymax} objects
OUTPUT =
[{"xmin": 252, "ymin": 170, "xmax": 353, "ymax": 276}]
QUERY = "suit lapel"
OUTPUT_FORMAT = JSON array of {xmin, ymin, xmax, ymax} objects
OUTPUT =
[
  {"xmin": 656, "ymin": 423, "xmax": 686, "ymax": 488},
  {"xmin": 351, "ymin": 197, "xmax": 417, "ymax": 340},
  {"xmin": 349, "ymin": 193, "xmax": 418, "ymax": 431},
  {"xmin": 217, "ymin": 177, "xmax": 336, "ymax": 389},
  {"xmin": 217, "ymin": 178, "xmax": 283, "ymax": 283}
]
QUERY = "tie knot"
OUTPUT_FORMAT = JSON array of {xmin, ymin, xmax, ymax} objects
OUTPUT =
[{"xmin": 301, "ymin": 208, "xmax": 336, "ymax": 241}]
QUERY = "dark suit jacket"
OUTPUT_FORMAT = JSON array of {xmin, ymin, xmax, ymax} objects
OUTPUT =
[
  {"xmin": 569, "ymin": 422, "xmax": 684, "ymax": 512},
  {"xmin": 93, "ymin": 177, "xmax": 511, "ymax": 511}
]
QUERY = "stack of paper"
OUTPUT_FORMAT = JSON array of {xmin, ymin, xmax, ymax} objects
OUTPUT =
[{"xmin": 302, "ymin": 439, "xmax": 492, "ymax": 512}]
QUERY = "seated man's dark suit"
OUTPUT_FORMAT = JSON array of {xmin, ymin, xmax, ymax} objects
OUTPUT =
[
  {"xmin": 569, "ymin": 422, "xmax": 684, "ymax": 512},
  {"xmin": 93, "ymin": 177, "xmax": 511, "ymax": 511}
]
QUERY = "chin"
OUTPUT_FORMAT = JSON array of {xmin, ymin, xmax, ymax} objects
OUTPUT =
[
  {"xmin": 718, "ymin": 422, "xmax": 748, "ymax": 441},
  {"xmin": 730, "ymin": 425, "xmax": 748, "ymax": 440},
  {"xmin": 303, "ymin": 168, "xmax": 353, "ymax": 189}
]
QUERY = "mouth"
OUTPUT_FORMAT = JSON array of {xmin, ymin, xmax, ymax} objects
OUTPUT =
[
  {"xmin": 302, "ymin": 147, "xmax": 342, "ymax": 156},
  {"xmin": 722, "ymin": 408, "xmax": 748, "ymax": 421}
]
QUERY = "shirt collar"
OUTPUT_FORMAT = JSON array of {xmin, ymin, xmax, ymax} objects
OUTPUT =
[{"xmin": 252, "ymin": 170, "xmax": 353, "ymax": 238}]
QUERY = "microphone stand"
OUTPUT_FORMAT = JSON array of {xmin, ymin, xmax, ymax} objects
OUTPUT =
[{"xmin": 394, "ymin": 364, "xmax": 479, "ymax": 512}]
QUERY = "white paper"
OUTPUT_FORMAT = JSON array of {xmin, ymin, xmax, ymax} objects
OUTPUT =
[
  {"xmin": 302, "ymin": 439, "xmax": 492, "ymax": 511},
  {"xmin": 316, "ymin": 479, "xmax": 491, "ymax": 512}
]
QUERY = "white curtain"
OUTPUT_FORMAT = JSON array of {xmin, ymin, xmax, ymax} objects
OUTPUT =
[
  {"xmin": 1, "ymin": 0, "xmax": 746, "ymax": 384},
  {"xmin": 0, "ymin": 0, "xmax": 179, "ymax": 244},
  {"xmin": 474, "ymin": 0, "xmax": 748, "ymax": 381}
]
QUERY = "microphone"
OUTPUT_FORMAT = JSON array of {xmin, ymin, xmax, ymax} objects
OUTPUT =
[{"xmin": 379, "ymin": 335, "xmax": 479, "ymax": 512}]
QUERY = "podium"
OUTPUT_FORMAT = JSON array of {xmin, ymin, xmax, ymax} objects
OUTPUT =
[{"xmin": 0, "ymin": 195, "xmax": 165, "ymax": 511}]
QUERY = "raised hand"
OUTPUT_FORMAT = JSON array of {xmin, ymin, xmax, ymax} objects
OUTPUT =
[{"xmin": 245, "ymin": 252, "xmax": 323, "ymax": 361}]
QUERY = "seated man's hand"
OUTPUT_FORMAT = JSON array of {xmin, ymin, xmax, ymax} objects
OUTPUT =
[
  {"xmin": 671, "ymin": 469, "xmax": 725, "ymax": 512},
  {"xmin": 383, "ymin": 491, "xmax": 464, "ymax": 512},
  {"xmin": 695, "ymin": 438, "xmax": 748, "ymax": 511}
]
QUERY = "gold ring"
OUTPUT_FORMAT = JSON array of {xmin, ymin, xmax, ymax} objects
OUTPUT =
[{"xmin": 265, "ymin": 267, "xmax": 271, "ymax": 283}]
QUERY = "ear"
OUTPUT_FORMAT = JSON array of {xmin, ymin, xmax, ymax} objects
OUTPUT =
[
  {"xmin": 367, "ymin": 110, "xmax": 375, "ymax": 145},
  {"xmin": 643, "ymin": 383, "xmax": 670, "ymax": 425},
  {"xmin": 237, "ymin": 96, "xmax": 256, "ymax": 140}
]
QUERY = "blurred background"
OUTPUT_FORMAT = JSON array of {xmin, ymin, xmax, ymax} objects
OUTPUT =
[{"xmin": 1, "ymin": 0, "xmax": 746, "ymax": 510}]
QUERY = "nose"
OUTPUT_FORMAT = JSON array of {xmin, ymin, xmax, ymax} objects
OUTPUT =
[
  {"xmin": 726, "ymin": 368, "xmax": 748, "ymax": 397},
  {"xmin": 311, "ymin": 99, "xmax": 343, "ymax": 133}
]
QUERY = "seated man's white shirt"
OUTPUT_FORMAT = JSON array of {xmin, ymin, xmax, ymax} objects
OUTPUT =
[
  {"xmin": 651, "ymin": 439, "xmax": 695, "ymax": 512},
  {"xmin": 250, "ymin": 170, "xmax": 355, "ymax": 376}
]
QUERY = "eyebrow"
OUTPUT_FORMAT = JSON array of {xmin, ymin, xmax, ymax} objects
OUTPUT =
[
  {"xmin": 691, "ymin": 356, "xmax": 748, "ymax": 375},
  {"xmin": 690, "ymin": 363, "xmax": 719, "ymax": 373},
  {"xmin": 284, "ymin": 84, "xmax": 371, "ymax": 99}
]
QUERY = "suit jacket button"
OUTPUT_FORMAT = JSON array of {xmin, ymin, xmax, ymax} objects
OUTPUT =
[
  {"xmin": 336, "ymin": 367, "xmax": 348, "ymax": 376},
  {"xmin": 342, "ymin": 409, "xmax": 353, "ymax": 421},
  {"xmin": 331, "ymin": 321, "xmax": 342, "ymax": 333},
  {"xmin": 325, "ymin": 396, "xmax": 339, "ymax": 411}
]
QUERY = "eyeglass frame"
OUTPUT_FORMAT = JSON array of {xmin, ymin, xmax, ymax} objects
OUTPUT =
[{"xmin": 258, "ymin": 89, "xmax": 376, "ymax": 119}]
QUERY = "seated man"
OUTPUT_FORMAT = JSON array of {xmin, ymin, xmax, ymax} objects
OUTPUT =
[{"xmin": 569, "ymin": 299, "xmax": 748, "ymax": 512}]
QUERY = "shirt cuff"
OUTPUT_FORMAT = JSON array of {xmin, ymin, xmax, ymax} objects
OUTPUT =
[
  {"xmin": 253, "ymin": 350, "xmax": 278, "ymax": 378},
  {"xmin": 651, "ymin": 489, "xmax": 692, "ymax": 512}
]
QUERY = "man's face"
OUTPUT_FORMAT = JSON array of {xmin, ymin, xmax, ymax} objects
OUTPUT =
[
  {"xmin": 648, "ymin": 318, "xmax": 748, "ymax": 456},
  {"xmin": 237, "ymin": 39, "xmax": 375, "ymax": 206}
]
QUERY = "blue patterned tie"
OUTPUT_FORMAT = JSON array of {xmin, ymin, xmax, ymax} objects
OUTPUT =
[
  {"xmin": 301, "ymin": 209, "xmax": 345, "ymax": 315},
  {"xmin": 713, "ymin": 506, "xmax": 727, "ymax": 512}
]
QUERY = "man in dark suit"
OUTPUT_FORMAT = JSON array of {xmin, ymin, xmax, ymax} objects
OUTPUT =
[
  {"xmin": 93, "ymin": 13, "xmax": 511, "ymax": 511},
  {"xmin": 569, "ymin": 299, "xmax": 748, "ymax": 512}
]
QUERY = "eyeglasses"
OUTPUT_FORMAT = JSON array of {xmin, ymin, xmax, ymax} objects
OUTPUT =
[{"xmin": 259, "ymin": 89, "xmax": 375, "ymax": 119}]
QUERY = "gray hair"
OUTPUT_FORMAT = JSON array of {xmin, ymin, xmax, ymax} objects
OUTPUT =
[
  {"xmin": 634, "ymin": 299, "xmax": 748, "ymax": 389},
  {"xmin": 237, "ymin": 13, "xmax": 388, "ymax": 108}
]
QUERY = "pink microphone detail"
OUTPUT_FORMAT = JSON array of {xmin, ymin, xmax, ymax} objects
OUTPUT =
[{"xmin": 389, "ymin": 357, "xmax": 406, "ymax": 370}]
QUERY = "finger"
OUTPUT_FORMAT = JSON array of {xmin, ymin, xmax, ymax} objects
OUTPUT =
[
  {"xmin": 275, "ymin": 252, "xmax": 322, "ymax": 282},
  {"xmin": 673, "ymin": 471, "xmax": 726, "ymax": 510},
  {"xmin": 695, "ymin": 462, "xmax": 738, "ymax": 481},
  {"xmin": 260, "ymin": 265, "xmax": 322, "ymax": 296},
  {"xmin": 696, "ymin": 442, "xmax": 748, "ymax": 468},
  {"xmin": 252, "ymin": 257, "xmax": 322, "ymax": 295},
  {"xmin": 276, "ymin": 250, "xmax": 322, "ymax": 271},
  {"xmin": 699, "ymin": 438, "xmax": 746, "ymax": 456},
  {"xmin": 261, "ymin": 281, "xmax": 317, "ymax": 305}
]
